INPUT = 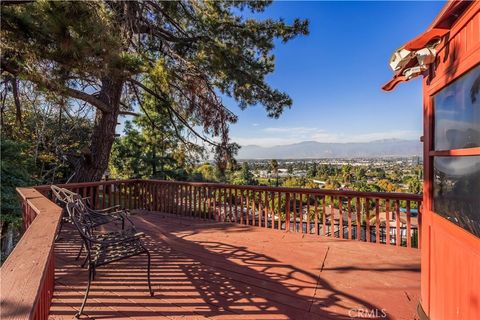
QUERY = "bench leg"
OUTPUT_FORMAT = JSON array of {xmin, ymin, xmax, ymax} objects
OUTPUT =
[
  {"xmin": 76, "ymin": 243, "xmax": 84, "ymax": 260},
  {"xmin": 76, "ymin": 265, "xmax": 94, "ymax": 318},
  {"xmin": 146, "ymin": 250, "xmax": 154, "ymax": 296}
]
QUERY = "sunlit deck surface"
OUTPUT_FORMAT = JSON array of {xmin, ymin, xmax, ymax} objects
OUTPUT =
[{"xmin": 50, "ymin": 211, "xmax": 420, "ymax": 320}]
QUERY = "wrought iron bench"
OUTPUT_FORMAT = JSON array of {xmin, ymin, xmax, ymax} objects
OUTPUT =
[
  {"xmin": 51, "ymin": 185, "xmax": 135, "ymax": 263},
  {"xmin": 51, "ymin": 185, "xmax": 132, "ymax": 235},
  {"xmin": 66, "ymin": 201, "xmax": 154, "ymax": 318}
]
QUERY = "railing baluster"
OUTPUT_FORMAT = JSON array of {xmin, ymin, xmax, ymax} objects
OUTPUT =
[
  {"xmin": 292, "ymin": 193, "xmax": 297, "ymax": 232},
  {"xmin": 160, "ymin": 182, "xmax": 164, "ymax": 212},
  {"xmin": 339, "ymin": 197, "xmax": 343, "ymax": 239},
  {"xmin": 330, "ymin": 196, "xmax": 335, "ymax": 237},
  {"xmin": 205, "ymin": 187, "xmax": 209, "ymax": 219},
  {"xmin": 365, "ymin": 197, "xmax": 371, "ymax": 243},
  {"xmin": 269, "ymin": 191, "xmax": 273, "ymax": 229},
  {"xmin": 263, "ymin": 191, "xmax": 268, "ymax": 228},
  {"xmin": 187, "ymin": 185, "xmax": 191, "ymax": 217},
  {"xmin": 386, "ymin": 200, "xmax": 391, "ymax": 245},
  {"xmin": 196, "ymin": 186, "xmax": 200, "ymax": 218},
  {"xmin": 194, "ymin": 185, "xmax": 198, "ymax": 218},
  {"xmin": 356, "ymin": 197, "xmax": 361, "ymax": 241},
  {"xmin": 229, "ymin": 187, "xmax": 233, "ymax": 222},
  {"xmin": 347, "ymin": 197, "xmax": 352, "ymax": 240},
  {"xmin": 322, "ymin": 196, "xmax": 326, "ymax": 236},
  {"xmin": 127, "ymin": 183, "xmax": 131, "ymax": 210},
  {"xmin": 199, "ymin": 186, "xmax": 203, "ymax": 219},
  {"xmin": 285, "ymin": 192, "xmax": 291, "ymax": 231},
  {"xmin": 299, "ymin": 193, "xmax": 303, "ymax": 233},
  {"xmin": 188, "ymin": 184, "xmax": 192, "ymax": 217},
  {"xmin": 210, "ymin": 187, "xmax": 214, "ymax": 220},
  {"xmin": 314, "ymin": 195, "xmax": 319, "ymax": 235},
  {"xmin": 396, "ymin": 199, "xmax": 401, "ymax": 246},
  {"xmin": 118, "ymin": 182, "xmax": 122, "ymax": 209},
  {"xmin": 250, "ymin": 190, "xmax": 255, "ymax": 226},
  {"xmin": 234, "ymin": 189, "xmax": 238, "ymax": 223},
  {"xmin": 418, "ymin": 201, "xmax": 422, "ymax": 249},
  {"xmin": 222, "ymin": 188, "xmax": 226, "ymax": 222},
  {"xmin": 375, "ymin": 198, "xmax": 380, "ymax": 244},
  {"xmin": 256, "ymin": 190, "xmax": 260, "ymax": 226},
  {"xmin": 307, "ymin": 194, "xmax": 311, "ymax": 234},
  {"xmin": 406, "ymin": 200, "xmax": 412, "ymax": 248}
]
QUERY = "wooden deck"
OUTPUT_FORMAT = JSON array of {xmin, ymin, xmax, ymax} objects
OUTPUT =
[{"xmin": 49, "ymin": 211, "xmax": 420, "ymax": 320}]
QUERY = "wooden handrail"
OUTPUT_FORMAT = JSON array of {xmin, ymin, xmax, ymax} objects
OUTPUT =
[
  {"xmin": 33, "ymin": 179, "xmax": 139, "ymax": 192},
  {"xmin": 0, "ymin": 188, "xmax": 62, "ymax": 320},
  {"xmin": 146, "ymin": 179, "xmax": 423, "ymax": 201}
]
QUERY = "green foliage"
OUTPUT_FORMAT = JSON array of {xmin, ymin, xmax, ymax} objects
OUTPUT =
[
  {"xmin": 306, "ymin": 162, "xmax": 317, "ymax": 178},
  {"xmin": 405, "ymin": 176, "xmax": 422, "ymax": 194},
  {"xmin": 282, "ymin": 177, "xmax": 307, "ymax": 188},
  {"xmin": 2, "ymin": 1, "xmax": 309, "ymax": 181},
  {"xmin": 1, "ymin": 87, "xmax": 93, "ymax": 183},
  {"xmin": 287, "ymin": 164, "xmax": 293, "ymax": 175},
  {"xmin": 0, "ymin": 140, "xmax": 33, "ymax": 224},
  {"xmin": 231, "ymin": 162, "xmax": 257, "ymax": 185},
  {"xmin": 193, "ymin": 163, "xmax": 217, "ymax": 182},
  {"xmin": 269, "ymin": 159, "xmax": 279, "ymax": 186}
]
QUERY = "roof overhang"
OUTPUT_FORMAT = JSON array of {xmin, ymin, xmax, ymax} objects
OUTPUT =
[{"xmin": 382, "ymin": 0, "xmax": 473, "ymax": 92}]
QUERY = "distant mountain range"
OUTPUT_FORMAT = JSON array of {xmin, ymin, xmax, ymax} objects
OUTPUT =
[{"xmin": 236, "ymin": 139, "xmax": 422, "ymax": 159}]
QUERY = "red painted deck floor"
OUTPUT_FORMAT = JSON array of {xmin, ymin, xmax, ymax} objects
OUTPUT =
[{"xmin": 49, "ymin": 211, "xmax": 420, "ymax": 320}]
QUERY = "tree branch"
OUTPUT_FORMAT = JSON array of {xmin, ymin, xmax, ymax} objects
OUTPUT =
[
  {"xmin": 10, "ymin": 78, "xmax": 22, "ymax": 125},
  {"xmin": 1, "ymin": 60, "xmax": 112, "ymax": 113},
  {"xmin": 53, "ymin": 84, "xmax": 111, "ymax": 113},
  {"xmin": 119, "ymin": 110, "xmax": 140, "ymax": 116},
  {"xmin": 129, "ymin": 78, "xmax": 221, "ymax": 147},
  {"xmin": 130, "ymin": 83, "xmax": 198, "ymax": 152}
]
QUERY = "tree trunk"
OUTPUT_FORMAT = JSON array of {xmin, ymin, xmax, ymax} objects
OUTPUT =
[
  {"xmin": 152, "ymin": 144, "xmax": 157, "ymax": 177},
  {"xmin": 71, "ymin": 78, "xmax": 123, "ymax": 182}
]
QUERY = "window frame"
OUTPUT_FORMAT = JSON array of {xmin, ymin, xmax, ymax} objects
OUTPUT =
[{"xmin": 429, "ymin": 64, "xmax": 480, "ymax": 237}]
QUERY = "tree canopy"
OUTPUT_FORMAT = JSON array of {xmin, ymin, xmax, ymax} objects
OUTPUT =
[{"xmin": 1, "ymin": 0, "xmax": 309, "ymax": 181}]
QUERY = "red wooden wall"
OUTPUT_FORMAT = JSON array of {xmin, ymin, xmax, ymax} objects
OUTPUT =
[{"xmin": 421, "ymin": 2, "xmax": 480, "ymax": 319}]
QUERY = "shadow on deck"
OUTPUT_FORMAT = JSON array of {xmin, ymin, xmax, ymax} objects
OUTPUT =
[{"xmin": 49, "ymin": 212, "xmax": 420, "ymax": 320}]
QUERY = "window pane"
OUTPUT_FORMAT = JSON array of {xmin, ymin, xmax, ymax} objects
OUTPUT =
[
  {"xmin": 434, "ymin": 64, "xmax": 480, "ymax": 150},
  {"xmin": 433, "ymin": 156, "xmax": 480, "ymax": 237}
]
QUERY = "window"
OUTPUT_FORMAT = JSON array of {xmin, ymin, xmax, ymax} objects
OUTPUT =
[
  {"xmin": 432, "ymin": 64, "xmax": 480, "ymax": 237},
  {"xmin": 433, "ymin": 156, "xmax": 480, "ymax": 237},
  {"xmin": 434, "ymin": 64, "xmax": 480, "ymax": 150}
]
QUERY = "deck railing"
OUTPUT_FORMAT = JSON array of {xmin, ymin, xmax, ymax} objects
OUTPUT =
[
  {"xmin": 1, "ymin": 188, "xmax": 62, "ymax": 320},
  {"xmin": 3, "ymin": 179, "xmax": 422, "ymax": 320},
  {"xmin": 36, "ymin": 179, "xmax": 423, "ymax": 248}
]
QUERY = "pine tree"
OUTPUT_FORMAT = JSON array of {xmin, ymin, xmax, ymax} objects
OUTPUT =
[{"xmin": 1, "ymin": 1, "xmax": 308, "ymax": 181}]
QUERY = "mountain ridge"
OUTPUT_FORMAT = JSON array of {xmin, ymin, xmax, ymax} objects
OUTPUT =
[{"xmin": 236, "ymin": 139, "xmax": 422, "ymax": 159}]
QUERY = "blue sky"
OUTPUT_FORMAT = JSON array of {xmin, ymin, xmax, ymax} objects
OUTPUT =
[{"xmin": 223, "ymin": 0, "xmax": 445, "ymax": 147}]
